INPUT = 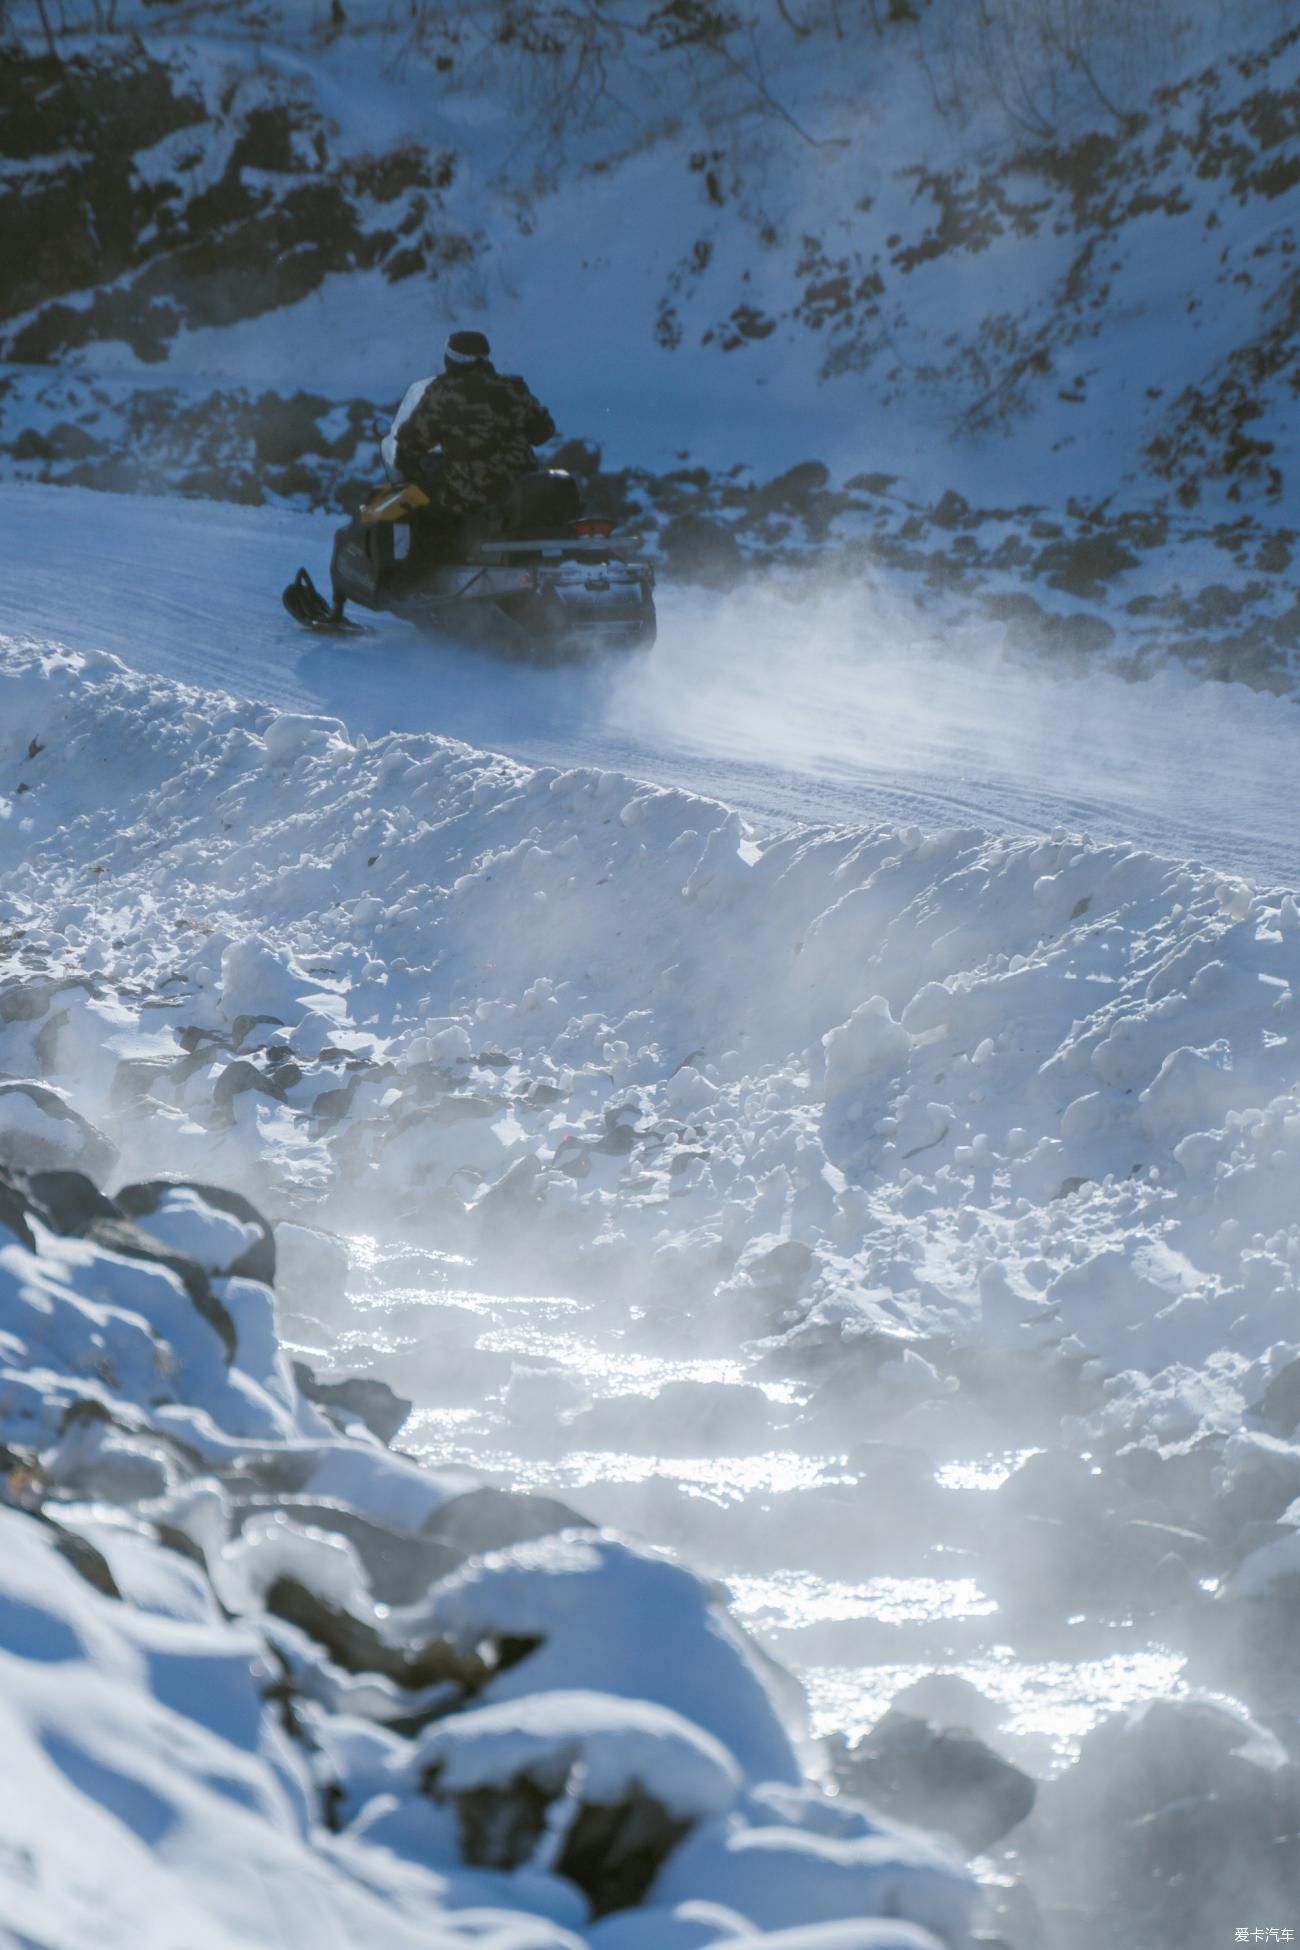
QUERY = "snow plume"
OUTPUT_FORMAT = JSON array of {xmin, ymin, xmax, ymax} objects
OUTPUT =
[{"xmin": 600, "ymin": 575, "xmax": 1300, "ymax": 883}]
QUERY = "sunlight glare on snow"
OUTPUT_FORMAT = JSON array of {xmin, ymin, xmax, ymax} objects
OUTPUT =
[
  {"xmin": 934, "ymin": 1451, "xmax": 1043, "ymax": 1491},
  {"xmin": 726, "ymin": 1568, "xmax": 998, "ymax": 1630},
  {"xmin": 806, "ymin": 1645, "xmax": 1191, "ymax": 1761}
]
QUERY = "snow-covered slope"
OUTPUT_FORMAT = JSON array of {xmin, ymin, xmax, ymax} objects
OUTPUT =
[
  {"xmin": 4, "ymin": 3, "xmax": 1300, "ymax": 690},
  {"xmin": 3, "ymin": 480, "xmax": 1300, "ymax": 883},
  {"xmin": 5, "ymin": 6, "xmax": 1300, "ymax": 1943},
  {"xmin": 4, "ymin": 638, "xmax": 1297, "ymax": 1425},
  {"xmin": 3, "ymin": 633, "xmax": 1300, "ymax": 1941}
]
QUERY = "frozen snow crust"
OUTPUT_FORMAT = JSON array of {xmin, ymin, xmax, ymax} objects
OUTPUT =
[{"xmin": 3, "ymin": 640, "xmax": 1300, "ymax": 1940}]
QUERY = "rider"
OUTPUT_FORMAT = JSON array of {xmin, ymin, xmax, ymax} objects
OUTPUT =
[{"xmin": 389, "ymin": 329, "xmax": 557, "ymax": 522}]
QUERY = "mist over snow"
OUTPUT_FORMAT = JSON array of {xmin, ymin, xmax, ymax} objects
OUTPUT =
[
  {"xmin": 4, "ymin": 0, "xmax": 1300, "ymax": 1945},
  {"xmin": 1, "ymin": 634, "xmax": 1300, "ymax": 1942}
]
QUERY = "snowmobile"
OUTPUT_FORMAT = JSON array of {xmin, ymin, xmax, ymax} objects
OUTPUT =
[{"xmin": 283, "ymin": 468, "xmax": 656, "ymax": 659}]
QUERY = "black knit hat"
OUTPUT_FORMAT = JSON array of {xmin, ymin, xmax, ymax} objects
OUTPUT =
[{"xmin": 445, "ymin": 329, "xmax": 491, "ymax": 366}]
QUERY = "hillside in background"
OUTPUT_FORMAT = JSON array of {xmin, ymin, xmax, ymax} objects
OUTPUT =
[{"xmin": 2, "ymin": 0, "xmax": 1300, "ymax": 687}]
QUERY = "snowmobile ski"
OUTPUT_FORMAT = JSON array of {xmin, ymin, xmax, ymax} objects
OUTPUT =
[{"xmin": 281, "ymin": 567, "xmax": 373, "ymax": 635}]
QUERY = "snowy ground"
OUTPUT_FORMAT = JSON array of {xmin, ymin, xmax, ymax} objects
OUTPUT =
[
  {"xmin": 4, "ymin": 481, "xmax": 1299, "ymax": 885},
  {"xmin": 4, "ymin": 573, "xmax": 1300, "ymax": 1941},
  {"xmin": 6, "ymin": 3, "xmax": 1300, "ymax": 1939}
]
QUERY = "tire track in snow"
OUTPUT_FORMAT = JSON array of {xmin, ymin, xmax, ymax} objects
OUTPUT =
[{"xmin": 2, "ymin": 482, "xmax": 1297, "ymax": 886}]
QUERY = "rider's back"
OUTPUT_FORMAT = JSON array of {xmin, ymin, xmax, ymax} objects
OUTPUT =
[{"xmin": 394, "ymin": 348, "xmax": 555, "ymax": 515}]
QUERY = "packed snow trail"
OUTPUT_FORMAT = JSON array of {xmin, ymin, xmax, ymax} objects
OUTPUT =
[{"xmin": 3, "ymin": 481, "xmax": 1297, "ymax": 883}]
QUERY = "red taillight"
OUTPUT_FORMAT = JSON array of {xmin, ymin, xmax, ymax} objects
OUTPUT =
[{"xmin": 572, "ymin": 517, "xmax": 615, "ymax": 537}]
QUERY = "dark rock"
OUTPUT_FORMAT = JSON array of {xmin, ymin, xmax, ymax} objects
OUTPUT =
[
  {"xmin": 264, "ymin": 1575, "xmax": 484, "ymax": 1691},
  {"xmin": 431, "ymin": 1758, "xmax": 689, "ymax": 1916},
  {"xmin": 11, "ymin": 428, "xmax": 57, "ymax": 461},
  {"xmin": 549, "ymin": 437, "xmax": 602, "ymax": 479},
  {"xmin": 1041, "ymin": 1698, "xmax": 1300, "ymax": 1946},
  {"xmin": 111, "ymin": 1056, "xmax": 176, "ymax": 1109},
  {"xmin": 420, "ymin": 1486, "xmax": 594, "ymax": 1559},
  {"xmin": 174, "ymin": 1026, "xmax": 228, "ymax": 1056},
  {"xmin": 45, "ymin": 420, "xmax": 103, "ymax": 460},
  {"xmin": 469, "ymin": 1154, "xmax": 545, "ymax": 1221},
  {"xmin": 1002, "ymin": 601, "xmax": 1116, "ymax": 661},
  {"xmin": 1255, "ymin": 1356, "xmax": 1300, "ymax": 1436},
  {"xmin": 659, "ymin": 513, "xmax": 744, "ymax": 588},
  {"xmin": 211, "ymin": 1058, "xmax": 287, "ymax": 1117},
  {"xmin": 309, "ymin": 1076, "xmax": 362, "ymax": 1124},
  {"xmin": 929, "ymin": 487, "xmax": 971, "ymax": 529},
  {"xmin": 1213, "ymin": 1441, "xmax": 1300, "ymax": 1533},
  {"xmin": 833, "ymin": 1708, "xmax": 1037, "ymax": 1854},
  {"xmin": 292, "ymin": 1362, "xmax": 412, "ymax": 1446},
  {"xmin": 25, "ymin": 1169, "xmax": 119, "ymax": 1236},
  {"xmin": 558, "ymin": 1788, "xmax": 692, "ymax": 1914},
  {"xmin": 34, "ymin": 1006, "xmax": 68, "ymax": 1074},
  {"xmin": 17, "ymin": 1175, "xmax": 240, "ymax": 1364},
  {"xmin": 87, "ymin": 1216, "xmax": 239, "ymax": 1366},
  {"xmin": 743, "ymin": 1238, "xmax": 813, "ymax": 1300},
  {"xmin": 799, "ymin": 1334, "xmax": 929, "ymax": 1434},
  {"xmin": 0, "ymin": 980, "xmax": 56, "ymax": 1023},
  {"xmin": 1033, "ymin": 530, "xmax": 1140, "ymax": 599},
  {"xmin": 229, "ymin": 1014, "xmax": 286, "ymax": 1050},
  {"xmin": 0, "ymin": 1171, "xmax": 37, "ymax": 1250},
  {"xmin": 251, "ymin": 391, "xmax": 333, "ymax": 469},
  {"xmin": 591, "ymin": 1113, "xmax": 638, "ymax": 1156},
  {"xmin": 48, "ymin": 1522, "xmax": 122, "ymax": 1601},
  {"xmin": 446, "ymin": 1773, "xmax": 556, "ymax": 1871},
  {"xmin": 754, "ymin": 459, "xmax": 831, "ymax": 512}
]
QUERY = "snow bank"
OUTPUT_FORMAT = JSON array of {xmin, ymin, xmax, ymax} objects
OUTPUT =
[{"xmin": 3, "ymin": 643, "xmax": 1298, "ymax": 1457}]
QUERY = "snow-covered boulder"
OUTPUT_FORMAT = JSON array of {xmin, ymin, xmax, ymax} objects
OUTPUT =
[
  {"xmin": 399, "ymin": 1690, "xmax": 741, "ymax": 1913},
  {"xmin": 116, "ymin": 1179, "xmax": 276, "ymax": 1284},
  {"xmin": 0, "ymin": 1080, "xmax": 115, "ymax": 1179},
  {"xmin": 830, "ymin": 1709, "xmax": 1036, "ymax": 1856},
  {"xmin": 1037, "ymin": 1696, "xmax": 1300, "ymax": 1947},
  {"xmin": 413, "ymin": 1534, "xmax": 804, "ymax": 1788},
  {"xmin": 651, "ymin": 1816, "xmax": 975, "ymax": 1942}
]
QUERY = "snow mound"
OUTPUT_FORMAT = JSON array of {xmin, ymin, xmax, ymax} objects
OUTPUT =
[
  {"xmin": 417, "ymin": 1534, "xmax": 802, "ymax": 1790},
  {"xmin": 409, "ymin": 1690, "xmax": 742, "ymax": 1822}
]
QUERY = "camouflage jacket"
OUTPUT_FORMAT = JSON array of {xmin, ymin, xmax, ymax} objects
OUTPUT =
[{"xmin": 394, "ymin": 362, "xmax": 556, "ymax": 513}]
